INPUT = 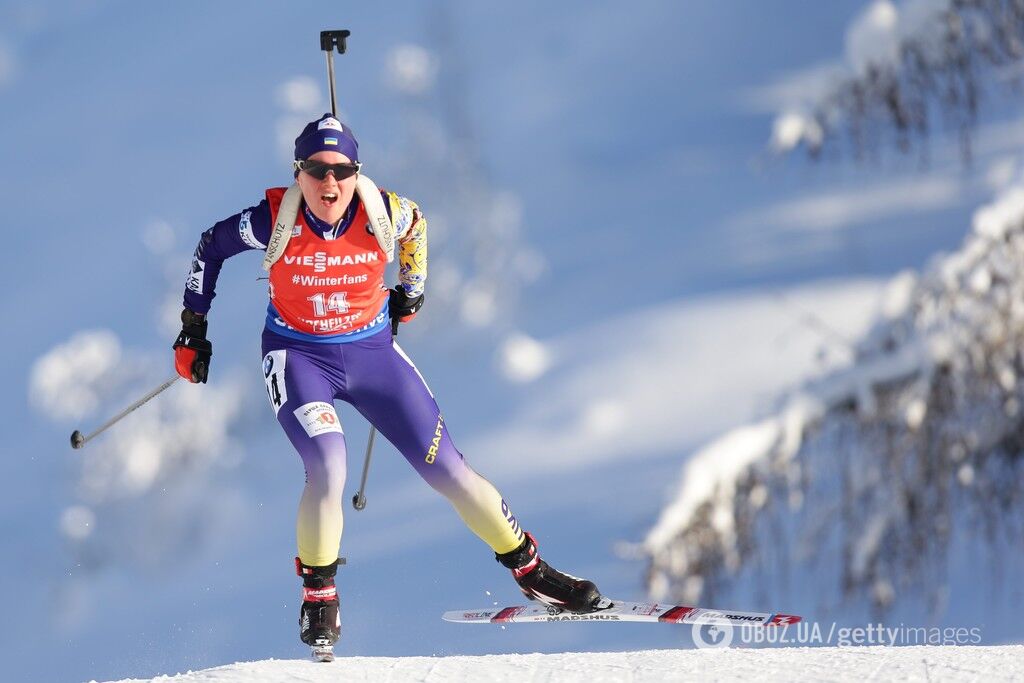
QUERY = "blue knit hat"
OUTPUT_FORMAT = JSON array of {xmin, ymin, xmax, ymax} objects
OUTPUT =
[{"xmin": 294, "ymin": 113, "xmax": 359, "ymax": 162}]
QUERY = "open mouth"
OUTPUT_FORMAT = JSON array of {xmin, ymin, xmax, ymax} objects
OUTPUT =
[{"xmin": 320, "ymin": 192, "xmax": 338, "ymax": 206}]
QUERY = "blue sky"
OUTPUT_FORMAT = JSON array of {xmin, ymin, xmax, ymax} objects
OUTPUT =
[{"xmin": 3, "ymin": 2, "xmax": 1022, "ymax": 681}]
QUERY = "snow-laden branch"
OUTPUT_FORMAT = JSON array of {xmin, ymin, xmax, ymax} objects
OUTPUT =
[{"xmin": 769, "ymin": 0, "xmax": 1024, "ymax": 160}]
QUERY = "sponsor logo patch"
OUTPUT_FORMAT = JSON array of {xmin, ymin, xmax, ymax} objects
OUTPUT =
[
  {"xmin": 283, "ymin": 251, "xmax": 379, "ymax": 273},
  {"xmin": 770, "ymin": 614, "xmax": 800, "ymax": 626},
  {"xmin": 501, "ymin": 499, "xmax": 523, "ymax": 539},
  {"xmin": 462, "ymin": 612, "xmax": 494, "ymax": 619},
  {"xmin": 425, "ymin": 415, "xmax": 443, "ymax": 464},
  {"xmin": 633, "ymin": 603, "xmax": 662, "ymax": 616},
  {"xmin": 317, "ymin": 117, "xmax": 343, "ymax": 132},
  {"xmin": 492, "ymin": 606, "xmax": 528, "ymax": 622},
  {"xmin": 186, "ymin": 257, "xmax": 205, "ymax": 293},
  {"xmin": 394, "ymin": 196, "xmax": 413, "ymax": 236},
  {"xmin": 239, "ymin": 210, "xmax": 266, "ymax": 249},
  {"xmin": 294, "ymin": 401, "xmax": 343, "ymax": 437}
]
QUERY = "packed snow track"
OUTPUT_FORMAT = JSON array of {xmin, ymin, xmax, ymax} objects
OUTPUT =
[{"xmin": 104, "ymin": 645, "xmax": 1023, "ymax": 682}]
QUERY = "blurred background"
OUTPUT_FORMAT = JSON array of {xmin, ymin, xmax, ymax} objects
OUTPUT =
[{"xmin": 3, "ymin": 1, "xmax": 1024, "ymax": 680}]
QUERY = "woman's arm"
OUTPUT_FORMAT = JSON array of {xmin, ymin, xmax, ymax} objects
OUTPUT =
[
  {"xmin": 182, "ymin": 199, "xmax": 273, "ymax": 314},
  {"xmin": 385, "ymin": 191, "xmax": 427, "ymax": 298}
]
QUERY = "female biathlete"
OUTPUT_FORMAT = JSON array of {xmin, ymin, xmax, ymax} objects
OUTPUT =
[{"xmin": 172, "ymin": 114, "xmax": 603, "ymax": 650}]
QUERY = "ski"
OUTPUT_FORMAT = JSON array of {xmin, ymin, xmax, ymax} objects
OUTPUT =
[{"xmin": 442, "ymin": 599, "xmax": 801, "ymax": 626}]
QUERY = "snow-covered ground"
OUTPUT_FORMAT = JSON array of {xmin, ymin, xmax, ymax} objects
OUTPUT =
[{"xmin": 104, "ymin": 645, "xmax": 1024, "ymax": 683}]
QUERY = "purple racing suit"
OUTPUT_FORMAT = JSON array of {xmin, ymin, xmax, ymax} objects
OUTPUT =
[
  {"xmin": 186, "ymin": 191, "xmax": 525, "ymax": 567},
  {"xmin": 261, "ymin": 325, "xmax": 525, "ymax": 566}
]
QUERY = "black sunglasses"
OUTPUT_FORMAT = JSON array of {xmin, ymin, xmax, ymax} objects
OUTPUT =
[{"xmin": 294, "ymin": 160, "xmax": 361, "ymax": 180}]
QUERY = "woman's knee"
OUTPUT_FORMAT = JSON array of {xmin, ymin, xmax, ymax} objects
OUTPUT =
[
  {"xmin": 421, "ymin": 446, "xmax": 477, "ymax": 497},
  {"xmin": 300, "ymin": 442, "xmax": 347, "ymax": 498}
]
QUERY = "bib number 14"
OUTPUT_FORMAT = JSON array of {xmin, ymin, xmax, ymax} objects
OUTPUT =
[{"xmin": 307, "ymin": 292, "xmax": 350, "ymax": 317}]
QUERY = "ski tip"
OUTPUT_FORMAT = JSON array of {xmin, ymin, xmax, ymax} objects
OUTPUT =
[{"xmin": 442, "ymin": 610, "xmax": 485, "ymax": 623}]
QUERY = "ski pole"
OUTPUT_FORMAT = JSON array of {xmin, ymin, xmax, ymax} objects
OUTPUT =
[
  {"xmin": 70, "ymin": 374, "xmax": 180, "ymax": 449},
  {"xmin": 352, "ymin": 317, "xmax": 401, "ymax": 511}
]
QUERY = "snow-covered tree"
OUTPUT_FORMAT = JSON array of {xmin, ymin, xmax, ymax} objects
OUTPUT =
[
  {"xmin": 772, "ymin": 0, "xmax": 1024, "ymax": 161},
  {"xmin": 644, "ymin": 0, "xmax": 1024, "ymax": 618},
  {"xmin": 644, "ymin": 176, "xmax": 1024, "ymax": 614}
]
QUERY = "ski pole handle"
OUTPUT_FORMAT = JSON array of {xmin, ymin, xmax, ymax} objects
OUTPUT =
[
  {"xmin": 70, "ymin": 374, "xmax": 180, "ymax": 450},
  {"xmin": 320, "ymin": 30, "xmax": 350, "ymax": 54}
]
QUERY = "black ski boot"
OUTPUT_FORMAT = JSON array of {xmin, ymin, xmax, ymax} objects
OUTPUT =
[
  {"xmin": 296, "ymin": 557, "xmax": 343, "ymax": 661},
  {"xmin": 496, "ymin": 532, "xmax": 606, "ymax": 613}
]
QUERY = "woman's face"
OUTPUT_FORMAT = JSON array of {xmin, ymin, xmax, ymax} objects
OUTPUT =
[{"xmin": 296, "ymin": 150, "xmax": 358, "ymax": 225}]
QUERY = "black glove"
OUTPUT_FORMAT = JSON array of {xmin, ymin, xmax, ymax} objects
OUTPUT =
[
  {"xmin": 389, "ymin": 287, "xmax": 424, "ymax": 324},
  {"xmin": 173, "ymin": 309, "xmax": 213, "ymax": 383}
]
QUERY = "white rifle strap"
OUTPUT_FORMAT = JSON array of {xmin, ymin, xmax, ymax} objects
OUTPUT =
[
  {"xmin": 261, "ymin": 176, "xmax": 396, "ymax": 272},
  {"xmin": 261, "ymin": 183, "xmax": 304, "ymax": 272},
  {"xmin": 356, "ymin": 174, "xmax": 395, "ymax": 263}
]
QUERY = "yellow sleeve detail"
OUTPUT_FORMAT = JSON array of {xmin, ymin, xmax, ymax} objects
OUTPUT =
[{"xmin": 387, "ymin": 191, "xmax": 427, "ymax": 297}]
